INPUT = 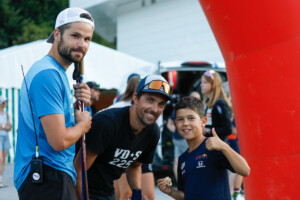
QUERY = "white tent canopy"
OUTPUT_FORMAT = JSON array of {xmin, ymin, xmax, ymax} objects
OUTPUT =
[{"xmin": 0, "ymin": 40, "xmax": 156, "ymax": 92}]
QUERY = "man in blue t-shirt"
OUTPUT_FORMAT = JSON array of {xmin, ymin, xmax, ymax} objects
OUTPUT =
[
  {"xmin": 14, "ymin": 7, "xmax": 94, "ymax": 200},
  {"xmin": 157, "ymin": 96, "xmax": 250, "ymax": 200}
]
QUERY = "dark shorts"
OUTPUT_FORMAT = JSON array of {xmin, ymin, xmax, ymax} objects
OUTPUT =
[
  {"xmin": 18, "ymin": 164, "xmax": 76, "ymax": 200},
  {"xmin": 142, "ymin": 163, "xmax": 153, "ymax": 174},
  {"xmin": 228, "ymin": 139, "xmax": 240, "ymax": 154}
]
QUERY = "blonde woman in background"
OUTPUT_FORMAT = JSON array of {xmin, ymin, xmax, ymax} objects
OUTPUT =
[
  {"xmin": 0, "ymin": 96, "xmax": 12, "ymax": 188},
  {"xmin": 200, "ymin": 70, "xmax": 232, "ymax": 140}
]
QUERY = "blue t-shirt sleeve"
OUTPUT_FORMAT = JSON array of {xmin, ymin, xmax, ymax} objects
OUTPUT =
[{"xmin": 30, "ymin": 69, "xmax": 65, "ymax": 117}]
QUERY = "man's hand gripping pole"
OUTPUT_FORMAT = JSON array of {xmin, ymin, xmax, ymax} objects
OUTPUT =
[{"xmin": 73, "ymin": 60, "xmax": 89, "ymax": 200}]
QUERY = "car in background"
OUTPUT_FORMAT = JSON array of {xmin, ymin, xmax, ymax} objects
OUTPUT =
[{"xmin": 152, "ymin": 61, "xmax": 228, "ymax": 182}]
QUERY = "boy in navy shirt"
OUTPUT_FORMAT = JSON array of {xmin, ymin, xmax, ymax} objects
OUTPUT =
[{"xmin": 157, "ymin": 96, "xmax": 250, "ymax": 200}]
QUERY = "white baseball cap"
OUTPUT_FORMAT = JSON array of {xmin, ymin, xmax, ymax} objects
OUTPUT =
[
  {"xmin": 0, "ymin": 96, "xmax": 7, "ymax": 104},
  {"xmin": 47, "ymin": 7, "xmax": 95, "ymax": 43}
]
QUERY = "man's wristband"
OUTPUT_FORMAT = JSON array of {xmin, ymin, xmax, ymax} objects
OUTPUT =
[
  {"xmin": 2, "ymin": 124, "xmax": 5, "ymax": 129},
  {"xmin": 131, "ymin": 189, "xmax": 142, "ymax": 200}
]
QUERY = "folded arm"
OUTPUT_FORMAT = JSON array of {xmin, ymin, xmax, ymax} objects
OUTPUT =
[{"xmin": 40, "ymin": 110, "xmax": 91, "ymax": 151}]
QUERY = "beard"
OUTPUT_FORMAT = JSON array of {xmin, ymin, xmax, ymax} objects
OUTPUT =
[
  {"xmin": 136, "ymin": 108, "xmax": 158, "ymax": 126},
  {"xmin": 58, "ymin": 37, "xmax": 85, "ymax": 63}
]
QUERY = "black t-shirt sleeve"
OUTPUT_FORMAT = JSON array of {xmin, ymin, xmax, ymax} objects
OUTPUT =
[
  {"xmin": 85, "ymin": 114, "xmax": 114, "ymax": 155},
  {"xmin": 137, "ymin": 124, "xmax": 160, "ymax": 164}
]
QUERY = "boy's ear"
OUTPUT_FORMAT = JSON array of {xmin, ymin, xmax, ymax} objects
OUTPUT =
[{"xmin": 201, "ymin": 116, "xmax": 207, "ymax": 127}]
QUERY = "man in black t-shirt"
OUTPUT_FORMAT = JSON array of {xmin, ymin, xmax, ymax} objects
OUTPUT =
[{"xmin": 74, "ymin": 75, "xmax": 172, "ymax": 200}]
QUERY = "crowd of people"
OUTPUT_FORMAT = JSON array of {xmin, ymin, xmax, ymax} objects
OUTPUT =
[{"xmin": 0, "ymin": 7, "xmax": 251, "ymax": 200}]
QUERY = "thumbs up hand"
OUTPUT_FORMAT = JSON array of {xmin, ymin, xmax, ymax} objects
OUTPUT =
[{"xmin": 205, "ymin": 128, "xmax": 226, "ymax": 151}]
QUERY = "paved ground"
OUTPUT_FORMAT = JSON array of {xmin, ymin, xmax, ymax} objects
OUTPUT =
[
  {"xmin": 0, "ymin": 164, "xmax": 173, "ymax": 200},
  {"xmin": 0, "ymin": 164, "xmax": 18, "ymax": 200},
  {"xmin": 0, "ymin": 164, "xmax": 244, "ymax": 200}
]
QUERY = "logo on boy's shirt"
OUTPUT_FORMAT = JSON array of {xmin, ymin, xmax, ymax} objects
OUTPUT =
[
  {"xmin": 196, "ymin": 161, "xmax": 206, "ymax": 168},
  {"xmin": 181, "ymin": 162, "xmax": 185, "ymax": 170},
  {"xmin": 195, "ymin": 154, "xmax": 207, "ymax": 160}
]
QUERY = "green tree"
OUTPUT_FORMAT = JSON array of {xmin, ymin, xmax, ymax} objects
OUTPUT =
[
  {"xmin": 0, "ymin": 0, "xmax": 115, "ymax": 49},
  {"xmin": 0, "ymin": 0, "xmax": 26, "ymax": 48}
]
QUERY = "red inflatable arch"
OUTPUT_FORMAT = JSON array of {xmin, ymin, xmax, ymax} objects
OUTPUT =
[{"xmin": 198, "ymin": 0, "xmax": 300, "ymax": 199}]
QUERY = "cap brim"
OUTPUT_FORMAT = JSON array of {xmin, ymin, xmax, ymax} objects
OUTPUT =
[
  {"xmin": 141, "ymin": 89, "xmax": 172, "ymax": 101},
  {"xmin": 47, "ymin": 32, "xmax": 54, "ymax": 43}
]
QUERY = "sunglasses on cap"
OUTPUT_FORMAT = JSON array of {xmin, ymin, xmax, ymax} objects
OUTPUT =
[
  {"xmin": 204, "ymin": 70, "xmax": 216, "ymax": 80},
  {"xmin": 142, "ymin": 80, "xmax": 171, "ymax": 95}
]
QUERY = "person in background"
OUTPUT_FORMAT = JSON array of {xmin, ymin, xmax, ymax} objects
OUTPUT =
[
  {"xmin": 157, "ymin": 96, "xmax": 250, "ymax": 200},
  {"xmin": 86, "ymin": 81, "xmax": 101, "ymax": 116},
  {"xmin": 14, "ymin": 8, "xmax": 93, "ymax": 199},
  {"xmin": 74, "ymin": 75, "xmax": 172, "ymax": 200},
  {"xmin": 228, "ymin": 119, "xmax": 244, "ymax": 200},
  {"xmin": 189, "ymin": 91, "xmax": 201, "ymax": 100},
  {"xmin": 75, "ymin": 81, "xmax": 101, "ymax": 154},
  {"xmin": 109, "ymin": 75, "xmax": 140, "ymax": 109},
  {"xmin": 113, "ymin": 73, "xmax": 140, "ymax": 104},
  {"xmin": 200, "ymin": 70, "xmax": 232, "ymax": 140},
  {"xmin": 0, "ymin": 96, "xmax": 12, "ymax": 188}
]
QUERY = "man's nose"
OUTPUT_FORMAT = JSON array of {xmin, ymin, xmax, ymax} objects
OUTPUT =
[
  {"xmin": 152, "ymin": 103, "xmax": 159, "ymax": 113},
  {"xmin": 77, "ymin": 38, "xmax": 85, "ymax": 48}
]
